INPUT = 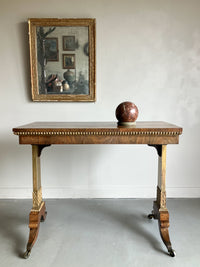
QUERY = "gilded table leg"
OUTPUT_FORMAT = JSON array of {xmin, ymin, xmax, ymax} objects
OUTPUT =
[
  {"xmin": 148, "ymin": 145, "xmax": 176, "ymax": 257},
  {"xmin": 24, "ymin": 145, "xmax": 48, "ymax": 259}
]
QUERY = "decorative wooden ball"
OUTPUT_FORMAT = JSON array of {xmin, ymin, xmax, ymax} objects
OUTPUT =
[{"xmin": 115, "ymin": 101, "xmax": 139, "ymax": 126}]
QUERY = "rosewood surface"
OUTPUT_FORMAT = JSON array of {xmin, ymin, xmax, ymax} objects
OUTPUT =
[{"xmin": 13, "ymin": 121, "xmax": 182, "ymax": 145}]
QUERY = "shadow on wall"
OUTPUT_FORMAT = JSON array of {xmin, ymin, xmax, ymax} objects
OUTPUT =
[
  {"xmin": 0, "ymin": 139, "xmax": 157, "ymax": 197},
  {"xmin": 0, "ymin": 139, "xmax": 31, "ymax": 186},
  {"xmin": 41, "ymin": 144, "xmax": 114, "ymax": 186},
  {"xmin": 0, "ymin": 141, "xmax": 112, "ymax": 189},
  {"xmin": 17, "ymin": 21, "xmax": 32, "ymax": 102}
]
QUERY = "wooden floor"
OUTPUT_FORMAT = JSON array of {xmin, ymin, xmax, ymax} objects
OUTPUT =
[{"xmin": 0, "ymin": 198, "xmax": 199, "ymax": 267}]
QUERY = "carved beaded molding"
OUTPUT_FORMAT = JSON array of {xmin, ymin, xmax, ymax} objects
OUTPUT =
[{"xmin": 14, "ymin": 130, "xmax": 181, "ymax": 136}]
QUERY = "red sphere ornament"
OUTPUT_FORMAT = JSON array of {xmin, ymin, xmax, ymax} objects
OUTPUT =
[{"xmin": 115, "ymin": 101, "xmax": 139, "ymax": 126}]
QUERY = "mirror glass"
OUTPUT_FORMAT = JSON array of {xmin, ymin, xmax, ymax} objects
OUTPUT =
[{"xmin": 37, "ymin": 26, "xmax": 89, "ymax": 95}]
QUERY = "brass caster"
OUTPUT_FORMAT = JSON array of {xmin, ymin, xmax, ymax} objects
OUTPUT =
[
  {"xmin": 168, "ymin": 249, "xmax": 176, "ymax": 257},
  {"xmin": 148, "ymin": 213, "xmax": 155, "ymax": 219},
  {"xmin": 23, "ymin": 249, "xmax": 31, "ymax": 259}
]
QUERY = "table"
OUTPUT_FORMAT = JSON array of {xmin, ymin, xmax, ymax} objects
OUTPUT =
[{"xmin": 13, "ymin": 121, "xmax": 182, "ymax": 258}]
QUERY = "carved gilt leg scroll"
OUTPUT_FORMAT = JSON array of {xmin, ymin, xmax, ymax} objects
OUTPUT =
[
  {"xmin": 148, "ymin": 145, "xmax": 176, "ymax": 257},
  {"xmin": 24, "ymin": 145, "xmax": 49, "ymax": 259}
]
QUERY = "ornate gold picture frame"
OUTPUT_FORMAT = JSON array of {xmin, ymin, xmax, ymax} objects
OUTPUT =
[{"xmin": 28, "ymin": 18, "xmax": 96, "ymax": 102}]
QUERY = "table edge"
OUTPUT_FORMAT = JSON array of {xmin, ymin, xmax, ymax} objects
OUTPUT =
[{"xmin": 13, "ymin": 121, "xmax": 183, "ymax": 137}]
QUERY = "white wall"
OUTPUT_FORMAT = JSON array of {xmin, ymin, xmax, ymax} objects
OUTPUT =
[{"xmin": 0, "ymin": 0, "xmax": 200, "ymax": 198}]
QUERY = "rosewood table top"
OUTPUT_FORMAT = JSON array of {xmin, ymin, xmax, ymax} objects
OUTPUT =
[{"xmin": 13, "ymin": 121, "xmax": 182, "ymax": 145}]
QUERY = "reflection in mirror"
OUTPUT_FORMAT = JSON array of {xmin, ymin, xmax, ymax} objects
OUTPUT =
[{"xmin": 36, "ymin": 26, "xmax": 89, "ymax": 95}]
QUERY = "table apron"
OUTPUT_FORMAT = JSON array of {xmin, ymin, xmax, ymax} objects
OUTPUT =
[{"xmin": 19, "ymin": 135, "xmax": 179, "ymax": 145}]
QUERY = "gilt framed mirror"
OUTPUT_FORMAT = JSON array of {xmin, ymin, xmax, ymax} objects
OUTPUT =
[{"xmin": 28, "ymin": 18, "xmax": 96, "ymax": 101}]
